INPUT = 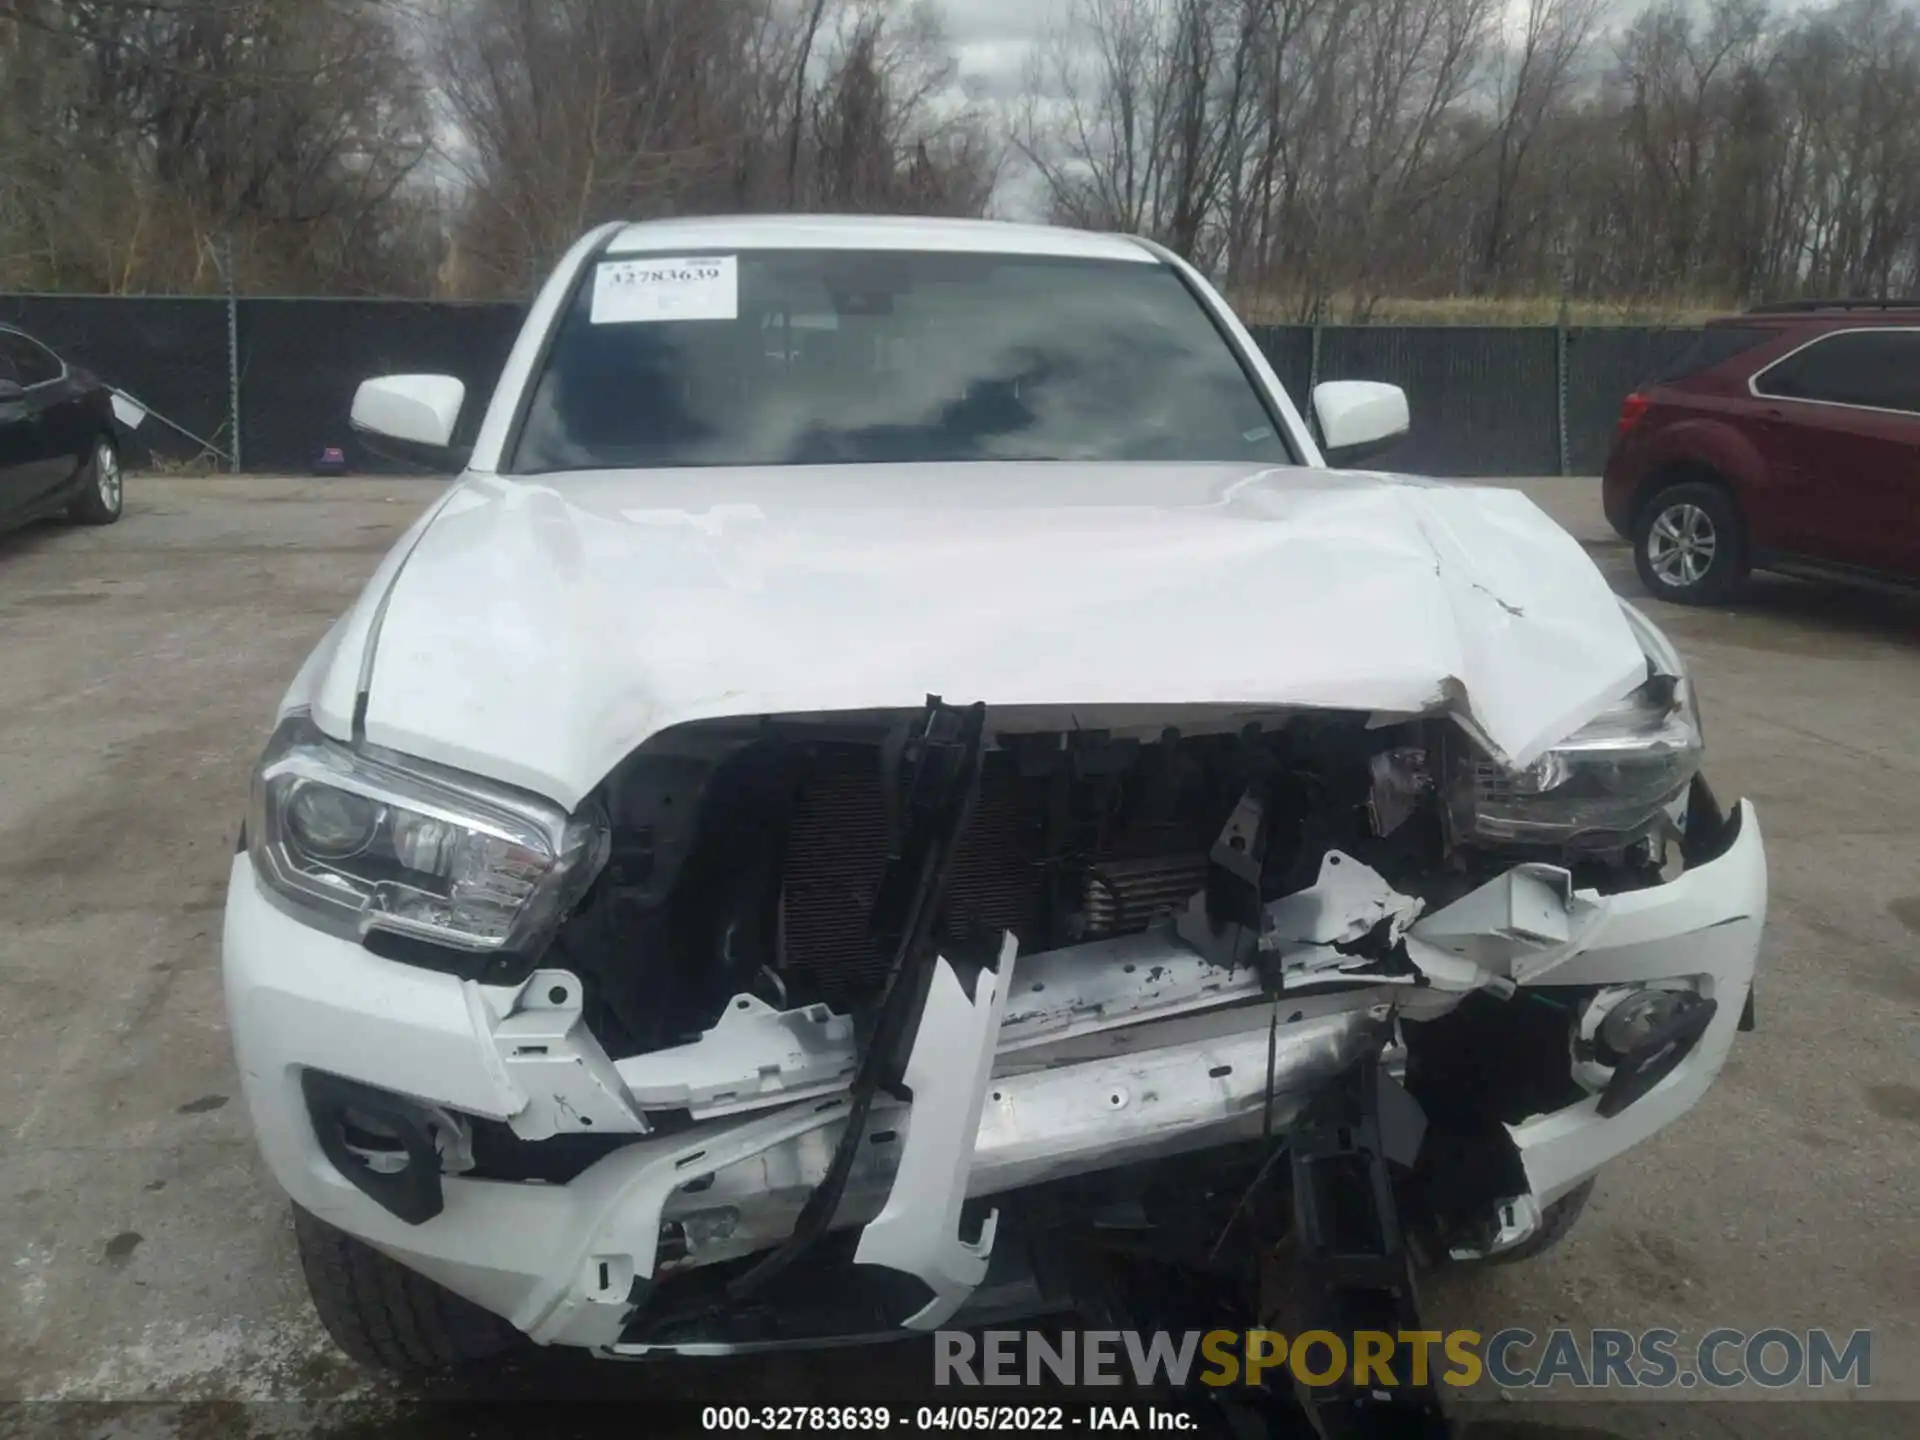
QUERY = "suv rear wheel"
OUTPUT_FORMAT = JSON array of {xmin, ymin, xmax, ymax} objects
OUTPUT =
[{"xmin": 1633, "ymin": 479, "xmax": 1745, "ymax": 605}]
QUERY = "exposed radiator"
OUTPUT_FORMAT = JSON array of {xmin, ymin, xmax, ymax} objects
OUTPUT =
[
  {"xmin": 775, "ymin": 751, "xmax": 1213, "ymax": 1007},
  {"xmin": 776, "ymin": 753, "xmax": 1042, "ymax": 1006},
  {"xmin": 1080, "ymin": 853, "xmax": 1209, "ymax": 938}
]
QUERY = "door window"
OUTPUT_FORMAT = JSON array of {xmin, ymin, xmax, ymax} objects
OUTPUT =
[
  {"xmin": 1754, "ymin": 329, "xmax": 1920, "ymax": 414},
  {"xmin": 0, "ymin": 332, "xmax": 62, "ymax": 387}
]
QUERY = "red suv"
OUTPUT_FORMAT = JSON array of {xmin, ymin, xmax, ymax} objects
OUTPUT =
[{"xmin": 1602, "ymin": 301, "xmax": 1920, "ymax": 604}]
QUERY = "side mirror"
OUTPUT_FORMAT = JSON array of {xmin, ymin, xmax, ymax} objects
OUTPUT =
[
  {"xmin": 0, "ymin": 378, "xmax": 25, "ymax": 404},
  {"xmin": 1312, "ymin": 380, "xmax": 1409, "ymax": 466},
  {"xmin": 350, "ymin": 375, "xmax": 468, "ymax": 470}
]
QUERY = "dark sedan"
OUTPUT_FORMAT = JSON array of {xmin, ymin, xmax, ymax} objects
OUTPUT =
[{"xmin": 0, "ymin": 324, "xmax": 123, "ymax": 537}]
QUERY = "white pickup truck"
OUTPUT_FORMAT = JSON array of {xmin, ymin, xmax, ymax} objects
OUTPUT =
[{"xmin": 221, "ymin": 215, "xmax": 1764, "ymax": 1389}]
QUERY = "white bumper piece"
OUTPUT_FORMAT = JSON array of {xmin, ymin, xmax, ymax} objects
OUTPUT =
[{"xmin": 851, "ymin": 937, "xmax": 1018, "ymax": 1329}]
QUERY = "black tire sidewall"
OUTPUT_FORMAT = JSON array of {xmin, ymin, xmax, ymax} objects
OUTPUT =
[
  {"xmin": 291, "ymin": 1202, "xmax": 520, "ymax": 1371},
  {"xmin": 1633, "ymin": 480, "xmax": 1742, "ymax": 604},
  {"xmin": 69, "ymin": 435, "xmax": 122, "ymax": 525},
  {"xmin": 1481, "ymin": 1177, "xmax": 1596, "ymax": 1266}
]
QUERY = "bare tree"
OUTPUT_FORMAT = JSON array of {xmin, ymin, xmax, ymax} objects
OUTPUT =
[
  {"xmin": 1472, "ymin": 0, "xmax": 1604, "ymax": 292},
  {"xmin": 787, "ymin": 0, "xmax": 830, "ymax": 204},
  {"xmin": 11, "ymin": 0, "xmax": 1920, "ymax": 305},
  {"xmin": 433, "ymin": 0, "xmax": 996, "ymax": 294},
  {"xmin": 0, "ymin": 0, "xmax": 439, "ymax": 293}
]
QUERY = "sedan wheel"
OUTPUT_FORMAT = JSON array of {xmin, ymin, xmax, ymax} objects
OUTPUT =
[{"xmin": 68, "ymin": 435, "xmax": 124, "ymax": 525}]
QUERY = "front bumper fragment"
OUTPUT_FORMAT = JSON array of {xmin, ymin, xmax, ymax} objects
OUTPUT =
[{"xmin": 223, "ymin": 801, "xmax": 1764, "ymax": 1353}]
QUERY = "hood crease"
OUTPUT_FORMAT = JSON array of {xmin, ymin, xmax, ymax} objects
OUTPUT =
[{"xmin": 345, "ymin": 462, "xmax": 1648, "ymax": 808}]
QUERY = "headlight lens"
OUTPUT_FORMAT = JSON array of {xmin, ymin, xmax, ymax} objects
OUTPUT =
[
  {"xmin": 248, "ymin": 714, "xmax": 608, "ymax": 952},
  {"xmin": 1449, "ymin": 607, "xmax": 1702, "ymax": 851}
]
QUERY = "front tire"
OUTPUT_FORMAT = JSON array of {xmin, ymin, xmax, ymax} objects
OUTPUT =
[
  {"xmin": 1482, "ymin": 1179, "xmax": 1594, "ymax": 1265},
  {"xmin": 292, "ymin": 1203, "xmax": 521, "ymax": 1373},
  {"xmin": 67, "ymin": 435, "xmax": 123, "ymax": 525},
  {"xmin": 1633, "ymin": 479, "xmax": 1744, "ymax": 604}
]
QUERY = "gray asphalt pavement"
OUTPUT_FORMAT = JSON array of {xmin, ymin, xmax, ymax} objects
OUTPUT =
[{"xmin": 1, "ymin": 475, "xmax": 1915, "ymax": 1437}]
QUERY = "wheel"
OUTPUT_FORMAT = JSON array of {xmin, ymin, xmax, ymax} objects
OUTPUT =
[
  {"xmin": 291, "ymin": 1203, "xmax": 521, "ymax": 1372},
  {"xmin": 1633, "ymin": 479, "xmax": 1744, "ymax": 604},
  {"xmin": 1482, "ymin": 1179, "xmax": 1593, "ymax": 1265},
  {"xmin": 67, "ymin": 434, "xmax": 123, "ymax": 525}
]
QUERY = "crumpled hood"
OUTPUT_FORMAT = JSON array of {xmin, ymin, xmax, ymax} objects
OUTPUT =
[{"xmin": 334, "ymin": 462, "xmax": 1648, "ymax": 809}]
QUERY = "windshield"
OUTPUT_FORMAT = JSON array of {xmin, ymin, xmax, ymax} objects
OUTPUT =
[{"xmin": 509, "ymin": 249, "xmax": 1291, "ymax": 473}]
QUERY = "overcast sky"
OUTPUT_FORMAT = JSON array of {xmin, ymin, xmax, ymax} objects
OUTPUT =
[
  {"xmin": 939, "ymin": 0, "xmax": 1063, "ymax": 100},
  {"xmin": 929, "ymin": 0, "xmax": 1693, "ymax": 217},
  {"xmin": 930, "ymin": 0, "xmax": 1685, "ymax": 99}
]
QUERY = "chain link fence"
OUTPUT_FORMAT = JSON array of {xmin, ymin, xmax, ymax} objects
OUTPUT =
[
  {"xmin": 0, "ymin": 296, "xmax": 232, "ymax": 464},
  {"xmin": 3, "ymin": 293, "xmax": 1705, "ymax": 477},
  {"xmin": 1563, "ymin": 327, "xmax": 1707, "ymax": 474}
]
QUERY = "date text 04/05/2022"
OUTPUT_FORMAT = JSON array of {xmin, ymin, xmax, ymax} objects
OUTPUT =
[{"xmin": 700, "ymin": 1405, "xmax": 1197, "ymax": 1432}]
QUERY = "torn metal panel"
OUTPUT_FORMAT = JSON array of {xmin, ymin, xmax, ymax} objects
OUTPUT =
[
  {"xmin": 852, "ymin": 937, "xmax": 1018, "ymax": 1329},
  {"xmin": 1263, "ymin": 849, "xmax": 1425, "ymax": 951},
  {"xmin": 1257, "ymin": 850, "xmax": 1484, "ymax": 991}
]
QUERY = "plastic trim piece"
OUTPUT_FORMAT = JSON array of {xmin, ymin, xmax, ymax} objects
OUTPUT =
[{"xmin": 852, "ymin": 936, "xmax": 1018, "ymax": 1329}]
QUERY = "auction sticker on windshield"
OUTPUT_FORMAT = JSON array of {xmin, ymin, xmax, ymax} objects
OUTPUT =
[{"xmin": 593, "ymin": 255, "xmax": 738, "ymax": 324}]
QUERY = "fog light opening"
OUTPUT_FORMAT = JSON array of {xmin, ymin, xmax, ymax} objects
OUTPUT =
[{"xmin": 1589, "ymin": 988, "xmax": 1717, "ymax": 1118}]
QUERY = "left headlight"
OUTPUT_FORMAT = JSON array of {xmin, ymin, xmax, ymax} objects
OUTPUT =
[
  {"xmin": 1448, "ymin": 604, "xmax": 1703, "ymax": 852},
  {"xmin": 248, "ymin": 713, "xmax": 608, "ymax": 953}
]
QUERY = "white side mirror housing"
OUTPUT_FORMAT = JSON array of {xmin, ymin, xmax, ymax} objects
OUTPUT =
[
  {"xmin": 1312, "ymin": 380, "xmax": 1410, "ymax": 465},
  {"xmin": 351, "ymin": 375, "xmax": 466, "ymax": 450}
]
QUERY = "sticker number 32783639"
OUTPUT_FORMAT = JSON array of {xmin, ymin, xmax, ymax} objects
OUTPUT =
[{"xmin": 592, "ymin": 256, "xmax": 738, "ymax": 325}]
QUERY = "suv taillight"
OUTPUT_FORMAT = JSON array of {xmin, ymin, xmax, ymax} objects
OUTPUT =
[{"xmin": 1616, "ymin": 392, "xmax": 1650, "ymax": 439}]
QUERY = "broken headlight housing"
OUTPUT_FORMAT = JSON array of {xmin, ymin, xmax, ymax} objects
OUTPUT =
[
  {"xmin": 1448, "ymin": 605, "xmax": 1702, "ymax": 852},
  {"xmin": 248, "ymin": 713, "xmax": 608, "ymax": 952}
]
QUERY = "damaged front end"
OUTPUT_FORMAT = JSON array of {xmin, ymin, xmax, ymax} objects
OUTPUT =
[{"xmin": 240, "ymin": 626, "xmax": 1761, "ymax": 1376}]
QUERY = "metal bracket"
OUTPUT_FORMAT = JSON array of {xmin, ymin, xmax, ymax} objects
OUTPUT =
[
  {"xmin": 1409, "ymin": 863, "xmax": 1600, "ymax": 983},
  {"xmin": 1175, "ymin": 788, "xmax": 1269, "ymax": 972},
  {"xmin": 495, "ymin": 969, "xmax": 645, "ymax": 1139},
  {"xmin": 616, "ymin": 995, "xmax": 857, "ymax": 1118}
]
